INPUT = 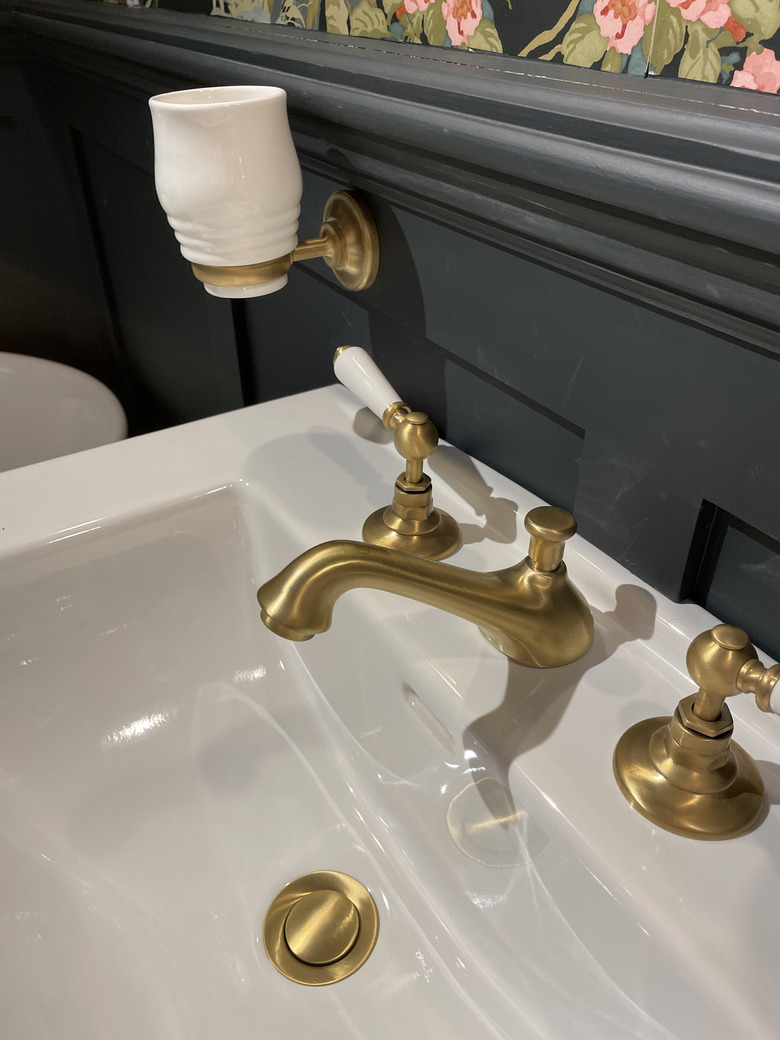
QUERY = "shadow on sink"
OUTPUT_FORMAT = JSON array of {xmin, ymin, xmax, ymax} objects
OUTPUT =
[{"xmin": 462, "ymin": 583, "xmax": 658, "ymax": 812}]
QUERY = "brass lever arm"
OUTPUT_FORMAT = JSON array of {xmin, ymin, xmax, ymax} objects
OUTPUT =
[
  {"xmin": 687, "ymin": 625, "xmax": 780, "ymax": 721},
  {"xmin": 737, "ymin": 657, "xmax": 780, "ymax": 714}
]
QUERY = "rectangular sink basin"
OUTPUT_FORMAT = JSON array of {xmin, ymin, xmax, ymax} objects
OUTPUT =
[{"xmin": 1, "ymin": 386, "xmax": 779, "ymax": 1039}]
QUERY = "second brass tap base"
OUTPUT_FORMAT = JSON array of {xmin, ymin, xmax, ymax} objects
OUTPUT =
[
  {"xmin": 362, "ymin": 505, "xmax": 461, "ymax": 561},
  {"xmin": 613, "ymin": 716, "xmax": 764, "ymax": 841}
]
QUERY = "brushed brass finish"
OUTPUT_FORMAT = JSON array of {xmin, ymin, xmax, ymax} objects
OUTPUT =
[
  {"xmin": 291, "ymin": 191, "xmax": 380, "ymax": 290},
  {"xmin": 191, "ymin": 190, "xmax": 379, "ymax": 292},
  {"xmin": 191, "ymin": 254, "xmax": 292, "ymax": 287},
  {"xmin": 614, "ymin": 624, "xmax": 780, "ymax": 839},
  {"xmin": 364, "ymin": 402, "xmax": 461, "ymax": 560},
  {"xmin": 317, "ymin": 190, "xmax": 380, "ymax": 291},
  {"xmin": 291, "ymin": 236, "xmax": 330, "ymax": 263},
  {"xmin": 263, "ymin": 871, "xmax": 379, "ymax": 986},
  {"xmin": 362, "ymin": 491, "xmax": 462, "ymax": 560},
  {"xmin": 737, "ymin": 656, "xmax": 780, "ymax": 713},
  {"xmin": 257, "ymin": 506, "xmax": 594, "ymax": 668},
  {"xmin": 525, "ymin": 507, "xmax": 577, "ymax": 572},
  {"xmin": 284, "ymin": 890, "xmax": 359, "ymax": 965},
  {"xmin": 381, "ymin": 401, "xmax": 412, "ymax": 430}
]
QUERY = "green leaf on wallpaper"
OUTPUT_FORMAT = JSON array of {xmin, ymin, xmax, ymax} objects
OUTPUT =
[
  {"xmin": 325, "ymin": 0, "xmax": 350, "ymax": 33},
  {"xmin": 423, "ymin": 2, "xmax": 447, "ymax": 46},
  {"xmin": 729, "ymin": 0, "xmax": 780, "ymax": 41},
  {"xmin": 278, "ymin": 0, "xmax": 306, "ymax": 26},
  {"xmin": 561, "ymin": 15, "xmax": 608, "ymax": 68},
  {"xmin": 601, "ymin": 46, "xmax": 622, "ymax": 73},
  {"xmin": 678, "ymin": 23, "xmax": 722, "ymax": 82},
  {"xmin": 350, "ymin": 0, "xmax": 391, "ymax": 36},
  {"xmin": 381, "ymin": 0, "xmax": 404, "ymax": 19},
  {"xmin": 644, "ymin": 0, "xmax": 686, "ymax": 72},
  {"xmin": 468, "ymin": 19, "xmax": 502, "ymax": 53},
  {"xmin": 399, "ymin": 8, "xmax": 424, "ymax": 41}
]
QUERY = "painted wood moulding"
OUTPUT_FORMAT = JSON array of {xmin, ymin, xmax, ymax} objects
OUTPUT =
[{"xmin": 3, "ymin": 0, "xmax": 780, "ymax": 356}]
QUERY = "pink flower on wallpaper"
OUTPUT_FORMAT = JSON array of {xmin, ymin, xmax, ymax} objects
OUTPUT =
[
  {"xmin": 732, "ymin": 48, "xmax": 780, "ymax": 93},
  {"xmin": 594, "ymin": 0, "xmax": 656, "ymax": 55},
  {"xmin": 401, "ymin": 0, "xmax": 436, "ymax": 13},
  {"xmin": 442, "ymin": 0, "xmax": 483, "ymax": 46},
  {"xmin": 667, "ymin": 0, "xmax": 731, "ymax": 29}
]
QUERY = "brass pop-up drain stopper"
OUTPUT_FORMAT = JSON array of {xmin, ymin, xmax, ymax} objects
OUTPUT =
[{"xmin": 263, "ymin": 871, "xmax": 379, "ymax": 985}]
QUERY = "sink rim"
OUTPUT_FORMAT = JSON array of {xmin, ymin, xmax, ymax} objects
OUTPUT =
[{"xmin": 2, "ymin": 383, "xmax": 780, "ymax": 1040}]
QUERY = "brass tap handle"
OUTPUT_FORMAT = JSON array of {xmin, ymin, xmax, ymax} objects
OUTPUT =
[
  {"xmin": 392, "ymin": 412, "xmax": 439, "ymax": 485},
  {"xmin": 333, "ymin": 345, "xmax": 460, "ymax": 560},
  {"xmin": 738, "ymin": 657, "xmax": 780, "ymax": 714},
  {"xmin": 614, "ymin": 622, "xmax": 779, "ymax": 839},
  {"xmin": 524, "ymin": 506, "xmax": 578, "ymax": 572},
  {"xmin": 687, "ymin": 624, "xmax": 780, "ymax": 721},
  {"xmin": 332, "ymin": 346, "xmax": 439, "ymax": 485}
]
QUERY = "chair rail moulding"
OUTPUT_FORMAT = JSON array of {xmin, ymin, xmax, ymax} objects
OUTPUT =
[{"xmin": 3, "ymin": 0, "xmax": 780, "ymax": 354}]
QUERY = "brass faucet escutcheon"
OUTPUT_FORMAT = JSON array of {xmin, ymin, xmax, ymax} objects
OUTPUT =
[
  {"xmin": 257, "ymin": 506, "xmax": 594, "ymax": 668},
  {"xmin": 614, "ymin": 624, "xmax": 780, "ymax": 840}
]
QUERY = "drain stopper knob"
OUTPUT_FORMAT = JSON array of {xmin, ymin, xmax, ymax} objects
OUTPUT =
[{"xmin": 284, "ymin": 889, "xmax": 360, "ymax": 966}]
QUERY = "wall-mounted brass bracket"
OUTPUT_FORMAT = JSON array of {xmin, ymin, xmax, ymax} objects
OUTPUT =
[
  {"xmin": 191, "ymin": 190, "xmax": 379, "ymax": 293},
  {"xmin": 362, "ymin": 401, "xmax": 461, "ymax": 561},
  {"xmin": 614, "ymin": 624, "xmax": 780, "ymax": 840}
]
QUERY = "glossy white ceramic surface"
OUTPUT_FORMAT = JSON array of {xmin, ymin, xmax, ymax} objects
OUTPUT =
[
  {"xmin": 1, "ymin": 386, "xmax": 779, "ymax": 1039},
  {"xmin": 334, "ymin": 345, "xmax": 401, "ymax": 420},
  {"xmin": 149, "ymin": 85, "xmax": 302, "ymax": 298},
  {"xmin": 0, "ymin": 352, "xmax": 126, "ymax": 472}
]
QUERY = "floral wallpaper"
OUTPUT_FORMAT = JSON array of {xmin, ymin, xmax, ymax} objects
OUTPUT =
[{"xmin": 119, "ymin": 0, "xmax": 780, "ymax": 93}]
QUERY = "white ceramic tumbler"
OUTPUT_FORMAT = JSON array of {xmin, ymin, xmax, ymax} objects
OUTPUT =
[{"xmin": 149, "ymin": 85, "xmax": 303, "ymax": 298}]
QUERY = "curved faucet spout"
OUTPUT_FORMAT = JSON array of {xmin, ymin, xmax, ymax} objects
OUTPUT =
[{"xmin": 257, "ymin": 511, "xmax": 594, "ymax": 668}]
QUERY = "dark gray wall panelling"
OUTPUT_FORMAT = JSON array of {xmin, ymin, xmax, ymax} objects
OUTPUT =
[
  {"xmin": 2, "ymin": 0, "xmax": 779, "ymax": 657},
  {"xmin": 0, "ymin": 61, "xmax": 119, "ymax": 391},
  {"xmin": 74, "ymin": 132, "xmax": 244, "ymax": 429},
  {"xmin": 0, "ymin": 37, "xmax": 245, "ymax": 432},
  {"xmin": 698, "ymin": 514, "xmax": 780, "ymax": 662}
]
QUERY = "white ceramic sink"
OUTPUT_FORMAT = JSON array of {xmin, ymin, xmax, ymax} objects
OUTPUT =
[{"xmin": 1, "ymin": 385, "xmax": 779, "ymax": 1039}]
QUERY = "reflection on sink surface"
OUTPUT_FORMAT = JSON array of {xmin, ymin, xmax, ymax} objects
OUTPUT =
[{"xmin": 1, "ymin": 385, "xmax": 779, "ymax": 1039}]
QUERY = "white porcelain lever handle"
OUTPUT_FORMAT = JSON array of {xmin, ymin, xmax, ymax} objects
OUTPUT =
[{"xmin": 333, "ymin": 346, "xmax": 403, "ymax": 423}]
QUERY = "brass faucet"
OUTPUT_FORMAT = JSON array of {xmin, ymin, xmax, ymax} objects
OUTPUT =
[
  {"xmin": 614, "ymin": 624, "xmax": 780, "ymax": 840},
  {"xmin": 257, "ymin": 506, "xmax": 594, "ymax": 668}
]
